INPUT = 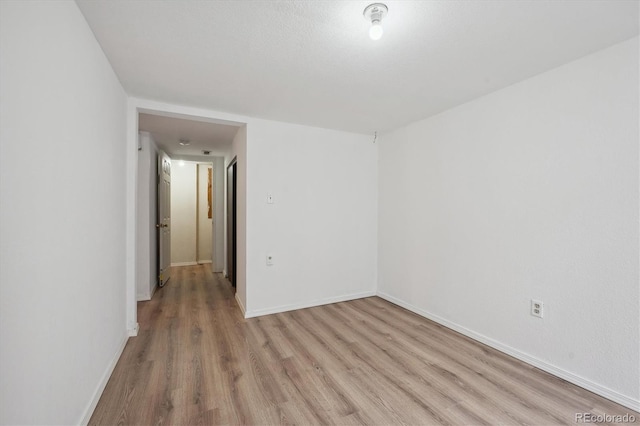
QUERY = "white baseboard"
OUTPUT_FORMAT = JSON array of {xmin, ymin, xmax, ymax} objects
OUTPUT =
[
  {"xmin": 235, "ymin": 292, "xmax": 246, "ymax": 317},
  {"xmin": 244, "ymin": 290, "xmax": 376, "ymax": 319},
  {"xmin": 377, "ymin": 291, "xmax": 640, "ymax": 412},
  {"xmin": 79, "ymin": 332, "xmax": 129, "ymax": 425},
  {"xmin": 128, "ymin": 322, "xmax": 139, "ymax": 337},
  {"xmin": 171, "ymin": 261, "xmax": 198, "ymax": 267},
  {"xmin": 197, "ymin": 260, "xmax": 212, "ymax": 264}
]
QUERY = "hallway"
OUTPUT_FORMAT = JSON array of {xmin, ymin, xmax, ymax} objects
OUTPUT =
[{"xmin": 90, "ymin": 265, "xmax": 637, "ymax": 425}]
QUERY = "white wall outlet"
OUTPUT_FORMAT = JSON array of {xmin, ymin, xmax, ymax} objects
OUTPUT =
[
  {"xmin": 266, "ymin": 254, "xmax": 274, "ymax": 266},
  {"xmin": 531, "ymin": 299, "xmax": 544, "ymax": 318},
  {"xmin": 267, "ymin": 194, "xmax": 274, "ymax": 204}
]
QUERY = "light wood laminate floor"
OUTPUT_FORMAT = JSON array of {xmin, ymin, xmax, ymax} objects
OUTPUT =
[{"xmin": 90, "ymin": 265, "xmax": 638, "ymax": 425}]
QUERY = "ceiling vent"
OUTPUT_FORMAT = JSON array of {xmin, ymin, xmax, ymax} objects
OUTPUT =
[{"xmin": 202, "ymin": 150, "xmax": 211, "ymax": 155}]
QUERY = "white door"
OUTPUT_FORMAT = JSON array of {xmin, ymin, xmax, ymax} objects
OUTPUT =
[{"xmin": 157, "ymin": 152, "xmax": 171, "ymax": 287}]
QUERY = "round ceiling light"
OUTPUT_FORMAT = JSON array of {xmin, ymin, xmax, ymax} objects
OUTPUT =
[
  {"xmin": 179, "ymin": 139, "xmax": 191, "ymax": 146},
  {"xmin": 363, "ymin": 3, "xmax": 388, "ymax": 41}
]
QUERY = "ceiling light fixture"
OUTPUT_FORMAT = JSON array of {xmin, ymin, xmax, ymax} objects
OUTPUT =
[
  {"xmin": 179, "ymin": 139, "xmax": 190, "ymax": 146},
  {"xmin": 363, "ymin": 3, "xmax": 388, "ymax": 41}
]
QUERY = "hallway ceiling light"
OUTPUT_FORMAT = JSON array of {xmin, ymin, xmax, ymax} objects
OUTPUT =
[
  {"xmin": 179, "ymin": 138, "xmax": 191, "ymax": 146},
  {"xmin": 363, "ymin": 3, "xmax": 388, "ymax": 41}
]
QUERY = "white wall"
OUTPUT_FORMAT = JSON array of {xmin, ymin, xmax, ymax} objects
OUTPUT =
[
  {"xmin": 197, "ymin": 164, "xmax": 213, "ymax": 263},
  {"xmin": 378, "ymin": 37, "xmax": 639, "ymax": 409},
  {"xmin": 171, "ymin": 162, "xmax": 197, "ymax": 265},
  {"xmin": 212, "ymin": 156, "xmax": 225, "ymax": 272},
  {"xmin": 137, "ymin": 131, "xmax": 158, "ymax": 300},
  {"xmin": 245, "ymin": 119, "xmax": 378, "ymax": 317},
  {"xmin": 0, "ymin": 1, "xmax": 128, "ymax": 424}
]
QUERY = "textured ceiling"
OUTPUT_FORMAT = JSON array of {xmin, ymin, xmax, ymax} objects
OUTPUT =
[
  {"xmin": 138, "ymin": 113, "xmax": 239, "ymax": 158},
  {"xmin": 77, "ymin": 0, "xmax": 639, "ymax": 134}
]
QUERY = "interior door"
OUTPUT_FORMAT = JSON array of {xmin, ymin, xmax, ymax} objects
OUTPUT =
[
  {"xmin": 226, "ymin": 157, "xmax": 237, "ymax": 288},
  {"xmin": 157, "ymin": 151, "xmax": 171, "ymax": 287}
]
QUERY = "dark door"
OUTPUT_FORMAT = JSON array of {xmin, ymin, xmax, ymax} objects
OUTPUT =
[{"xmin": 226, "ymin": 157, "xmax": 237, "ymax": 288}]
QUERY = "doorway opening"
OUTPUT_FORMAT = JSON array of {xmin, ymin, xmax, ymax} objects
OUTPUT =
[
  {"xmin": 134, "ymin": 111, "xmax": 241, "ymax": 303},
  {"xmin": 169, "ymin": 159, "xmax": 215, "ymax": 269},
  {"xmin": 196, "ymin": 162, "xmax": 214, "ymax": 266}
]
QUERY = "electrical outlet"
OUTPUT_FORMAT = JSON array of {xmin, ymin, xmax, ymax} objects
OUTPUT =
[
  {"xmin": 266, "ymin": 254, "xmax": 274, "ymax": 266},
  {"xmin": 267, "ymin": 194, "xmax": 274, "ymax": 204},
  {"xmin": 531, "ymin": 299, "xmax": 544, "ymax": 318}
]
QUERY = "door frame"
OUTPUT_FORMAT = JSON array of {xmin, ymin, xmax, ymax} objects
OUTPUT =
[
  {"xmin": 226, "ymin": 156, "xmax": 237, "ymax": 289},
  {"xmin": 126, "ymin": 99, "xmax": 246, "ymax": 335}
]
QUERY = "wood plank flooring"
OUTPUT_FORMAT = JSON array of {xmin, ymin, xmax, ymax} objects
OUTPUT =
[{"xmin": 90, "ymin": 265, "xmax": 638, "ymax": 425}]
